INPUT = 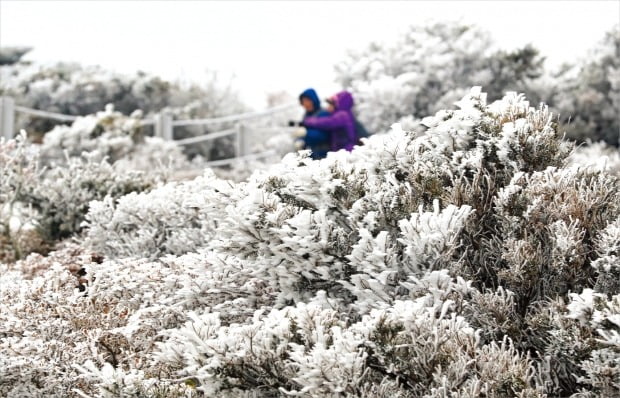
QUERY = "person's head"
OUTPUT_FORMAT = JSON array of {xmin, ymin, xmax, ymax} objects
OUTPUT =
[
  {"xmin": 300, "ymin": 96, "xmax": 315, "ymax": 113},
  {"xmin": 326, "ymin": 91, "xmax": 354, "ymax": 112},
  {"xmin": 299, "ymin": 88, "xmax": 321, "ymax": 115}
]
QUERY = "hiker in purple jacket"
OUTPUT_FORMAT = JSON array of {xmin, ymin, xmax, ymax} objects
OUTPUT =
[{"xmin": 302, "ymin": 91, "xmax": 358, "ymax": 152}]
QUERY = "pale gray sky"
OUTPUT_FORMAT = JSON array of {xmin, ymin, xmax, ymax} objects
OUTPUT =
[{"xmin": 1, "ymin": 1, "xmax": 619, "ymax": 109}]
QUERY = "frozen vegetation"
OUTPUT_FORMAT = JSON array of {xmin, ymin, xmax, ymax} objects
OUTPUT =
[
  {"xmin": 1, "ymin": 87, "xmax": 620, "ymax": 397},
  {"xmin": 336, "ymin": 23, "xmax": 620, "ymax": 147}
]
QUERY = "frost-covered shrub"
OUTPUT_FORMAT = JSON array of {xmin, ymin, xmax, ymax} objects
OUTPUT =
[
  {"xmin": 419, "ymin": 93, "xmax": 620, "ymax": 395},
  {"xmin": 591, "ymin": 217, "xmax": 620, "ymax": 294},
  {"xmin": 200, "ymin": 88, "xmax": 615, "ymax": 394},
  {"xmin": 0, "ymin": 131, "xmax": 158, "ymax": 260},
  {"xmin": 493, "ymin": 167, "xmax": 620, "ymax": 305},
  {"xmin": 336, "ymin": 22, "xmax": 547, "ymax": 134},
  {"xmin": 30, "ymin": 155, "xmax": 157, "ymax": 240},
  {"xmin": 0, "ymin": 133, "xmax": 45, "ymax": 260},
  {"xmin": 156, "ymin": 292, "xmax": 542, "ymax": 398},
  {"xmin": 568, "ymin": 141, "xmax": 620, "ymax": 176},
  {"xmin": 0, "ymin": 105, "xmax": 186, "ymax": 251},
  {"xmin": 218, "ymin": 88, "xmax": 574, "ymax": 311},
  {"xmin": 570, "ymin": 291, "xmax": 620, "ymax": 396},
  {"xmin": 0, "ymin": 246, "xmax": 270, "ymax": 398},
  {"xmin": 553, "ymin": 26, "xmax": 620, "ymax": 146},
  {"xmin": 6, "ymin": 242, "xmax": 98, "ymax": 280},
  {"xmin": 519, "ymin": 288, "xmax": 620, "ymax": 397},
  {"xmin": 3, "ymin": 88, "xmax": 620, "ymax": 397},
  {"xmin": 84, "ymin": 171, "xmax": 235, "ymax": 259}
]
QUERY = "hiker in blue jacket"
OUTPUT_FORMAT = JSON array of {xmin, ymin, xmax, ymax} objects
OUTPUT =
[{"xmin": 291, "ymin": 88, "xmax": 331, "ymax": 159}]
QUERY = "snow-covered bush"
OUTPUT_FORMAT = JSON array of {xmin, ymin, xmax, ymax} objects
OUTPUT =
[
  {"xmin": 84, "ymin": 170, "xmax": 236, "ymax": 259},
  {"xmin": 1, "ymin": 103, "xmax": 204, "ymax": 261},
  {"xmin": 30, "ymin": 155, "xmax": 157, "ymax": 241},
  {"xmin": 156, "ymin": 291, "xmax": 542, "ymax": 398},
  {"xmin": 519, "ymin": 288, "xmax": 620, "ymax": 397},
  {"xmin": 0, "ymin": 133, "xmax": 45, "ymax": 261},
  {"xmin": 2, "ymin": 88, "xmax": 620, "ymax": 397},
  {"xmin": 568, "ymin": 290, "xmax": 620, "ymax": 396},
  {"xmin": 0, "ymin": 130, "xmax": 158, "ymax": 260},
  {"xmin": 568, "ymin": 141, "xmax": 620, "ymax": 176},
  {"xmin": 335, "ymin": 22, "xmax": 547, "ymax": 134},
  {"xmin": 492, "ymin": 167, "xmax": 619, "ymax": 305},
  {"xmin": 553, "ymin": 25, "xmax": 620, "ymax": 146},
  {"xmin": 337, "ymin": 22, "xmax": 620, "ymax": 148},
  {"xmin": 591, "ymin": 216, "xmax": 620, "ymax": 294},
  {"xmin": 0, "ymin": 244, "xmax": 272, "ymax": 397}
]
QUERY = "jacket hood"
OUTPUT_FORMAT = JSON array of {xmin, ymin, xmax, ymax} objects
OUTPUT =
[
  {"xmin": 332, "ymin": 91, "xmax": 354, "ymax": 111},
  {"xmin": 299, "ymin": 88, "xmax": 321, "ymax": 114}
]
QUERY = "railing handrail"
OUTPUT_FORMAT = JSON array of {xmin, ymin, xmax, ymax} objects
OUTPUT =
[
  {"xmin": 14, "ymin": 105, "xmax": 79, "ymax": 122},
  {"xmin": 13, "ymin": 102, "xmax": 296, "ymax": 128},
  {"xmin": 172, "ymin": 102, "xmax": 297, "ymax": 127},
  {"xmin": 14, "ymin": 105, "xmax": 158, "ymax": 126}
]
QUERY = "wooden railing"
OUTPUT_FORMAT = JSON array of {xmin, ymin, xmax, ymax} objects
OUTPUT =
[{"xmin": 0, "ymin": 96, "xmax": 297, "ymax": 163}]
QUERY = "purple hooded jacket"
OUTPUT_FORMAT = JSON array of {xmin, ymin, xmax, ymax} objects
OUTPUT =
[{"xmin": 302, "ymin": 91, "xmax": 357, "ymax": 152}]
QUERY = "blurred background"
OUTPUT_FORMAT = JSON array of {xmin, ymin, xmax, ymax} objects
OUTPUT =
[{"xmin": 1, "ymin": 0, "xmax": 619, "ymax": 157}]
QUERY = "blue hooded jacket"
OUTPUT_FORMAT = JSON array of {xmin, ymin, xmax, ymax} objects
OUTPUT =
[{"xmin": 299, "ymin": 88, "xmax": 330, "ymax": 159}]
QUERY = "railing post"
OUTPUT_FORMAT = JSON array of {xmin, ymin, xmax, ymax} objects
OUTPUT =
[
  {"xmin": 154, "ymin": 113, "xmax": 162, "ymax": 139},
  {"xmin": 235, "ymin": 122, "xmax": 241, "ymax": 158},
  {"xmin": 235, "ymin": 121, "xmax": 248, "ymax": 158},
  {"xmin": 154, "ymin": 112, "xmax": 173, "ymax": 141},
  {"xmin": 0, "ymin": 96, "xmax": 16, "ymax": 141}
]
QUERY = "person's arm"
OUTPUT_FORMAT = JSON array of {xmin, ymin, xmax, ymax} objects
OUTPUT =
[{"xmin": 303, "ymin": 111, "xmax": 348, "ymax": 131}]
